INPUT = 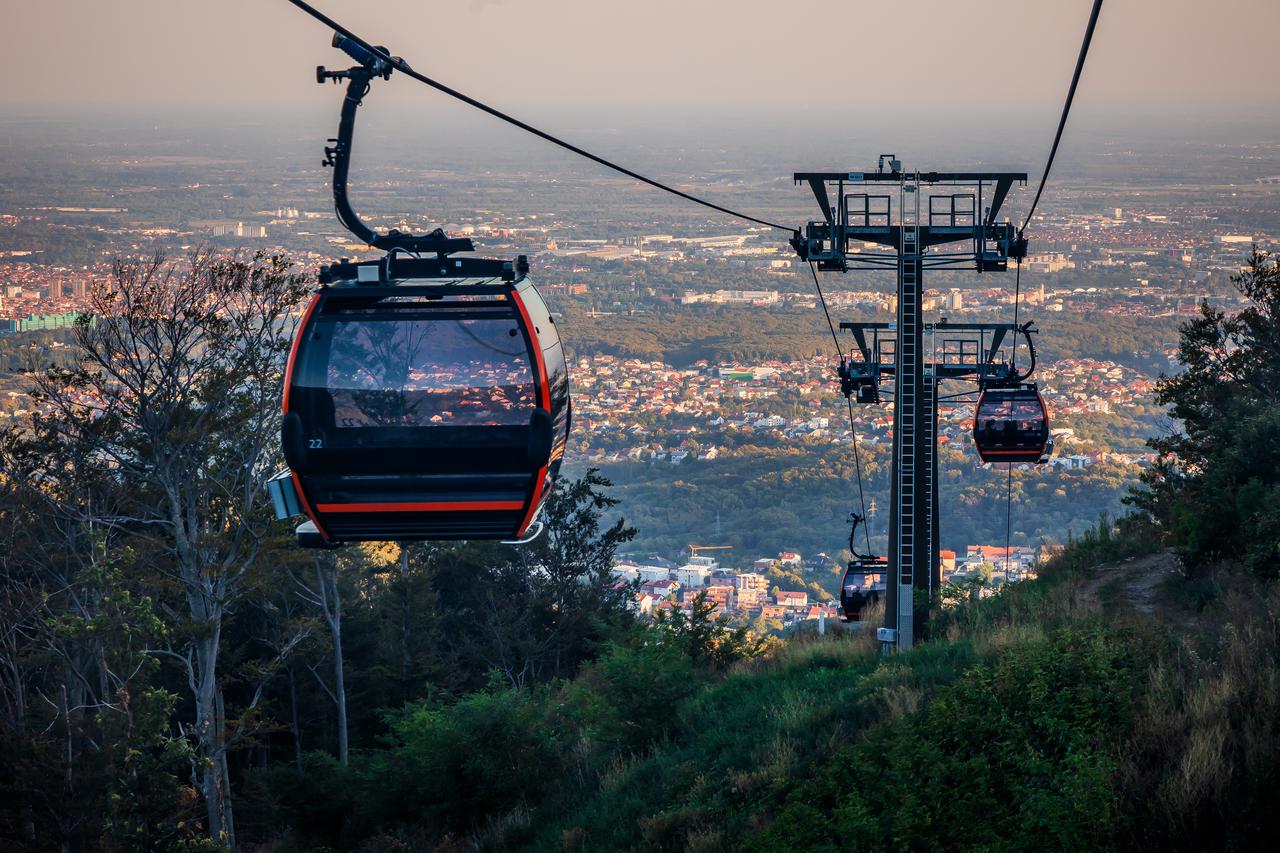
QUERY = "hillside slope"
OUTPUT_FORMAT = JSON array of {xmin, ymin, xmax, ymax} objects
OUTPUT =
[
  {"xmin": 524, "ymin": 551, "xmax": 1280, "ymax": 852},
  {"xmin": 246, "ymin": 543, "xmax": 1280, "ymax": 852}
]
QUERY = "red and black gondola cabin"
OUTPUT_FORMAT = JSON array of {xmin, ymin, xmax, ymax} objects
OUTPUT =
[
  {"xmin": 280, "ymin": 271, "xmax": 569, "ymax": 546},
  {"xmin": 972, "ymin": 385, "xmax": 1050, "ymax": 464}
]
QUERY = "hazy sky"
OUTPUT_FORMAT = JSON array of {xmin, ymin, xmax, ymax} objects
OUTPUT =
[{"xmin": 2, "ymin": 0, "xmax": 1278, "ymax": 122}]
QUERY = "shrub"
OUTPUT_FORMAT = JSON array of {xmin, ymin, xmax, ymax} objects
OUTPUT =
[
  {"xmin": 652, "ymin": 591, "xmax": 771, "ymax": 669},
  {"xmin": 370, "ymin": 688, "xmax": 567, "ymax": 839},
  {"xmin": 566, "ymin": 641, "xmax": 702, "ymax": 757},
  {"xmin": 747, "ymin": 625, "xmax": 1153, "ymax": 852}
]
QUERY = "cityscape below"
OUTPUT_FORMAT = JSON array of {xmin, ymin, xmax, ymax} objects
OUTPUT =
[{"xmin": 1, "ymin": 115, "xmax": 1277, "ymax": 608}]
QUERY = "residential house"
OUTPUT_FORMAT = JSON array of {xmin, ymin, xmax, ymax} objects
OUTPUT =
[
  {"xmin": 777, "ymin": 590, "xmax": 808, "ymax": 608},
  {"xmin": 703, "ymin": 585, "xmax": 735, "ymax": 608},
  {"xmin": 641, "ymin": 579, "xmax": 680, "ymax": 600}
]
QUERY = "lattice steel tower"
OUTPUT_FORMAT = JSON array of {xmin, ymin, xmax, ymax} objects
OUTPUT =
[{"xmin": 792, "ymin": 157, "xmax": 1028, "ymax": 652}]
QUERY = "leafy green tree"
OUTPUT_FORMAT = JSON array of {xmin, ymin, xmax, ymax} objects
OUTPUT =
[
  {"xmin": 432, "ymin": 470, "xmax": 637, "ymax": 691},
  {"xmin": 652, "ymin": 591, "xmax": 769, "ymax": 670},
  {"xmin": 1130, "ymin": 251, "xmax": 1280, "ymax": 575},
  {"xmin": 566, "ymin": 641, "xmax": 701, "ymax": 756},
  {"xmin": 74, "ymin": 555, "xmax": 216, "ymax": 852},
  {"xmin": 0, "ymin": 445, "xmax": 213, "ymax": 851}
]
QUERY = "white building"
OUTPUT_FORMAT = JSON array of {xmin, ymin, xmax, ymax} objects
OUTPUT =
[
  {"xmin": 675, "ymin": 564, "xmax": 713, "ymax": 589},
  {"xmin": 610, "ymin": 563, "xmax": 639, "ymax": 583},
  {"xmin": 636, "ymin": 564, "xmax": 673, "ymax": 584}
]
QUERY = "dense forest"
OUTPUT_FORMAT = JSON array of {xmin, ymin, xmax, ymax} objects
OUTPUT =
[
  {"xmin": 2, "ymin": 250, "xmax": 1279, "ymax": 851},
  {"xmin": 556, "ymin": 301, "xmax": 1183, "ymax": 371},
  {"xmin": 576, "ymin": 445, "xmax": 1139, "ymax": 566},
  {"xmin": 0, "ymin": 253, "xmax": 649, "ymax": 850}
]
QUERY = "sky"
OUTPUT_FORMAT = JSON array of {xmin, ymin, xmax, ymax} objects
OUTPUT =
[{"xmin": 2, "ymin": 0, "xmax": 1278, "ymax": 122}]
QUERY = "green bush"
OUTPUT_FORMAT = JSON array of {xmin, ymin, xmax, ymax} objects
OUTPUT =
[
  {"xmin": 370, "ymin": 688, "xmax": 567, "ymax": 837},
  {"xmin": 257, "ymin": 688, "xmax": 568, "ymax": 849},
  {"xmin": 566, "ymin": 641, "xmax": 703, "ymax": 757},
  {"xmin": 747, "ymin": 626, "xmax": 1154, "ymax": 852}
]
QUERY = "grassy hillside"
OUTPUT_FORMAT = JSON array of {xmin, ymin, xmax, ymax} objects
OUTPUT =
[
  {"xmin": 524, "ymin": 548, "xmax": 1280, "ymax": 851},
  {"xmin": 527, "ymin": 566, "xmax": 1131, "ymax": 851},
  {"xmin": 250, "ymin": 526, "xmax": 1280, "ymax": 851}
]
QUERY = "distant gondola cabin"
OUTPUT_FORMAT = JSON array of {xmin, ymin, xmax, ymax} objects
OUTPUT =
[
  {"xmin": 972, "ymin": 385, "xmax": 1050, "ymax": 464},
  {"xmin": 839, "ymin": 557, "xmax": 887, "ymax": 622}
]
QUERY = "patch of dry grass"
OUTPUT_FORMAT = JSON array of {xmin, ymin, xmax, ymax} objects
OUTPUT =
[{"xmin": 1120, "ymin": 571, "xmax": 1280, "ymax": 846}]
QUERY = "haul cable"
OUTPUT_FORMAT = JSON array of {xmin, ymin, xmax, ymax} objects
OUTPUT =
[
  {"xmin": 1005, "ymin": 0, "xmax": 1105, "ymax": 579},
  {"xmin": 285, "ymin": 0, "xmax": 794, "ymax": 233},
  {"xmin": 1020, "ymin": 0, "xmax": 1105, "ymax": 233},
  {"xmin": 809, "ymin": 261, "xmax": 872, "ymax": 555}
]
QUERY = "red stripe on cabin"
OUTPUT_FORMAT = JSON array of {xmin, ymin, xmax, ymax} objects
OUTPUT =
[
  {"xmin": 282, "ymin": 292, "xmax": 321, "ymax": 414},
  {"xmin": 516, "ymin": 465, "xmax": 548, "ymax": 537},
  {"xmin": 511, "ymin": 289, "xmax": 552, "ymax": 411},
  {"xmin": 316, "ymin": 500, "xmax": 525, "ymax": 514},
  {"xmin": 510, "ymin": 287, "xmax": 554, "ymax": 537},
  {"xmin": 291, "ymin": 470, "xmax": 332, "ymax": 541},
  {"xmin": 282, "ymin": 293, "xmax": 331, "ymax": 541}
]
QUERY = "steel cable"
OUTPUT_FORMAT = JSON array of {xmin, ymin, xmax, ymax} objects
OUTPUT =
[
  {"xmin": 808, "ymin": 262, "xmax": 873, "ymax": 556},
  {"xmin": 286, "ymin": 0, "xmax": 794, "ymax": 233},
  {"xmin": 1020, "ymin": 0, "xmax": 1105, "ymax": 232}
]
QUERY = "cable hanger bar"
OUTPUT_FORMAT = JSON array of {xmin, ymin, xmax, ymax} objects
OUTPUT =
[
  {"xmin": 1020, "ymin": 0, "xmax": 1105, "ymax": 232},
  {"xmin": 285, "ymin": 0, "xmax": 794, "ymax": 233}
]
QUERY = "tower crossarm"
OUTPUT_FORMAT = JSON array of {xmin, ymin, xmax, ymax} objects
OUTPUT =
[
  {"xmin": 791, "ymin": 170, "xmax": 1029, "ymax": 273},
  {"xmin": 837, "ymin": 320, "xmax": 1036, "ymax": 386}
]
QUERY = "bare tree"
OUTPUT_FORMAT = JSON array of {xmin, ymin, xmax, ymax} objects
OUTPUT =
[
  {"xmin": 293, "ymin": 553, "xmax": 349, "ymax": 765},
  {"xmin": 31, "ymin": 251, "xmax": 310, "ymax": 849}
]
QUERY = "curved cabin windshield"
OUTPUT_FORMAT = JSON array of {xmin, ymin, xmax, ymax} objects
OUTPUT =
[
  {"xmin": 977, "ymin": 395, "xmax": 1045, "ymax": 439},
  {"xmin": 318, "ymin": 316, "xmax": 536, "ymax": 431}
]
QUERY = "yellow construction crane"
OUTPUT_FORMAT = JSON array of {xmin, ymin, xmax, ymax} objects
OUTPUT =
[{"xmin": 688, "ymin": 544, "xmax": 732, "ymax": 561}]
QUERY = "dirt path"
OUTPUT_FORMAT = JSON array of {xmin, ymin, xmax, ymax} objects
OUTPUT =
[{"xmin": 1079, "ymin": 549, "xmax": 1182, "ymax": 615}]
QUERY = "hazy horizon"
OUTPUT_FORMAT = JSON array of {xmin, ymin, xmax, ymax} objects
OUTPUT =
[
  {"xmin": 4, "ymin": 0, "xmax": 1278, "ymax": 121},
  {"xmin": 3, "ymin": 0, "xmax": 1278, "ymax": 230}
]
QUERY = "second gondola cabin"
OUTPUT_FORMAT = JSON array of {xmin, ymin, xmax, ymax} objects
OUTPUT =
[
  {"xmin": 972, "ymin": 384, "xmax": 1050, "ymax": 464},
  {"xmin": 277, "ymin": 259, "xmax": 570, "ymax": 547},
  {"xmin": 839, "ymin": 556, "xmax": 887, "ymax": 623}
]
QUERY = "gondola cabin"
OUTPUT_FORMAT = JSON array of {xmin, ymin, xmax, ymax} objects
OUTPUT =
[
  {"xmin": 972, "ymin": 385, "xmax": 1050, "ymax": 465},
  {"xmin": 839, "ymin": 557, "xmax": 887, "ymax": 622},
  {"xmin": 273, "ymin": 265, "xmax": 570, "ymax": 548}
]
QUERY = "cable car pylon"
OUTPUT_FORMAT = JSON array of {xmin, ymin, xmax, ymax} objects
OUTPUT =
[{"xmin": 792, "ymin": 157, "xmax": 1040, "ymax": 653}]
